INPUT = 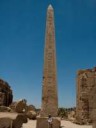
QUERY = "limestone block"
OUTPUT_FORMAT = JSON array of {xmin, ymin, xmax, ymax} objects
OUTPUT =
[
  {"xmin": 0, "ymin": 118, "xmax": 12, "ymax": 128},
  {"xmin": 15, "ymin": 100, "xmax": 26, "ymax": 113},
  {"xmin": 36, "ymin": 117, "xmax": 61, "ymax": 128},
  {"xmin": 0, "ymin": 106, "xmax": 11, "ymax": 112},
  {"xmin": 10, "ymin": 99, "xmax": 27, "ymax": 113},
  {"xmin": 0, "ymin": 112, "xmax": 27, "ymax": 128},
  {"xmin": 93, "ymin": 121, "xmax": 96, "ymax": 128},
  {"xmin": 12, "ymin": 114, "xmax": 27, "ymax": 128},
  {"xmin": 26, "ymin": 110, "xmax": 37, "ymax": 120}
]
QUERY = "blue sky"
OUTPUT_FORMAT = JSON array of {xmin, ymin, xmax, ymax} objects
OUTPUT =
[{"xmin": 0, "ymin": 0, "xmax": 96, "ymax": 108}]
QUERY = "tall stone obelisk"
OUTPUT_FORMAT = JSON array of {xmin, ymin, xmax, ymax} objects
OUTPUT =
[
  {"xmin": 36, "ymin": 5, "xmax": 60, "ymax": 128},
  {"xmin": 41, "ymin": 4, "xmax": 58, "ymax": 117}
]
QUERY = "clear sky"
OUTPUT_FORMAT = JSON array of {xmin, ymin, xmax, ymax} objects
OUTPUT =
[{"xmin": 0, "ymin": 0, "xmax": 96, "ymax": 108}]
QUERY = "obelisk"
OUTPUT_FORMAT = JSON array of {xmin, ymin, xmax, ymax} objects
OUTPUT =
[
  {"xmin": 41, "ymin": 4, "xmax": 58, "ymax": 117},
  {"xmin": 36, "ymin": 5, "xmax": 60, "ymax": 128}
]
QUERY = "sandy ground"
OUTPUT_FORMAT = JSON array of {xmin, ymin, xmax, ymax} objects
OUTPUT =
[{"xmin": 23, "ymin": 120, "xmax": 92, "ymax": 128}]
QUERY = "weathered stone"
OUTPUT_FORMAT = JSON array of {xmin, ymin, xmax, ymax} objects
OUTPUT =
[
  {"xmin": 76, "ymin": 67, "xmax": 96, "ymax": 124},
  {"xmin": 26, "ymin": 104, "xmax": 36, "ymax": 112},
  {"xmin": 36, "ymin": 117, "xmax": 61, "ymax": 128},
  {"xmin": 0, "ymin": 106, "xmax": 11, "ymax": 112},
  {"xmin": 40, "ymin": 4, "xmax": 58, "ymax": 118},
  {"xmin": 10, "ymin": 99, "xmax": 27, "ymax": 113},
  {"xmin": 9, "ymin": 101, "xmax": 17, "ymax": 111},
  {"xmin": 36, "ymin": 5, "xmax": 60, "ymax": 128},
  {"xmin": 89, "ymin": 76, "xmax": 96, "ymax": 128},
  {"xmin": 93, "ymin": 123, "xmax": 96, "ymax": 128},
  {"xmin": 0, "ymin": 118, "xmax": 12, "ymax": 128},
  {"xmin": 0, "ymin": 112, "xmax": 27, "ymax": 128},
  {"xmin": 26, "ymin": 110, "xmax": 37, "ymax": 120},
  {"xmin": 68, "ymin": 111, "xmax": 76, "ymax": 122},
  {"xmin": 12, "ymin": 114, "xmax": 27, "ymax": 128},
  {"xmin": 0, "ymin": 79, "xmax": 13, "ymax": 106}
]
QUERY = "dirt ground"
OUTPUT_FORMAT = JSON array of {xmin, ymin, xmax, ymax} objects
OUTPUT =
[{"xmin": 23, "ymin": 120, "xmax": 92, "ymax": 128}]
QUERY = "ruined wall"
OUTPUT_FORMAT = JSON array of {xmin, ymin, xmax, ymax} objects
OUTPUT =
[
  {"xmin": 0, "ymin": 79, "xmax": 13, "ymax": 106},
  {"xmin": 89, "ymin": 73, "xmax": 96, "ymax": 128},
  {"xmin": 76, "ymin": 67, "xmax": 96, "ymax": 124}
]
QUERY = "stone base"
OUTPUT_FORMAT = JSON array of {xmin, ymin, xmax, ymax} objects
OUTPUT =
[
  {"xmin": 36, "ymin": 117, "xmax": 61, "ymax": 128},
  {"xmin": 93, "ymin": 122, "xmax": 96, "ymax": 128},
  {"xmin": 92, "ymin": 119, "xmax": 96, "ymax": 128}
]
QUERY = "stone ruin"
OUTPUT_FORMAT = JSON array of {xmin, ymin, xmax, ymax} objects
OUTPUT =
[
  {"xmin": 0, "ymin": 112, "xmax": 27, "ymax": 128},
  {"xmin": 0, "ymin": 79, "xmax": 28, "ymax": 128},
  {"xmin": 76, "ymin": 67, "xmax": 96, "ymax": 124},
  {"xmin": 0, "ymin": 98, "xmax": 37, "ymax": 128},
  {"xmin": 10, "ymin": 99, "xmax": 27, "ymax": 113},
  {"xmin": 0, "ymin": 78, "xmax": 36, "ymax": 128},
  {"xmin": 89, "ymin": 77, "xmax": 96, "ymax": 128},
  {"xmin": 0, "ymin": 79, "xmax": 13, "ymax": 106}
]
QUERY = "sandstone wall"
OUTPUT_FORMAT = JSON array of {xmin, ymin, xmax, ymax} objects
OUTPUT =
[
  {"xmin": 89, "ymin": 75, "xmax": 96, "ymax": 128},
  {"xmin": 76, "ymin": 67, "xmax": 96, "ymax": 124}
]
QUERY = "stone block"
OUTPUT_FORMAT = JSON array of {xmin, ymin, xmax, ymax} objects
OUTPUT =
[
  {"xmin": 26, "ymin": 110, "xmax": 37, "ymax": 120},
  {"xmin": 0, "ymin": 112, "xmax": 27, "ymax": 128},
  {"xmin": 36, "ymin": 117, "xmax": 61, "ymax": 128},
  {"xmin": 10, "ymin": 99, "xmax": 27, "ymax": 113},
  {"xmin": 93, "ymin": 122, "xmax": 96, "ymax": 128},
  {"xmin": 0, "ymin": 118, "xmax": 12, "ymax": 128}
]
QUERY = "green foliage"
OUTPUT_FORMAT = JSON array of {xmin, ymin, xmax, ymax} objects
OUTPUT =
[
  {"xmin": 58, "ymin": 108, "xmax": 68, "ymax": 118},
  {"xmin": 58, "ymin": 107, "xmax": 76, "ymax": 119}
]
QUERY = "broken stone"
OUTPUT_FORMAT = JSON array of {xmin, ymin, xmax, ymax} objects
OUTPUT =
[
  {"xmin": 68, "ymin": 110, "xmax": 76, "ymax": 122},
  {"xmin": 26, "ymin": 110, "xmax": 37, "ymax": 120},
  {"xmin": 10, "ymin": 99, "xmax": 27, "ymax": 113},
  {"xmin": 0, "ymin": 112, "xmax": 27, "ymax": 128},
  {"xmin": 26, "ymin": 104, "xmax": 36, "ymax": 112},
  {"xmin": 0, "ymin": 106, "xmax": 11, "ymax": 112}
]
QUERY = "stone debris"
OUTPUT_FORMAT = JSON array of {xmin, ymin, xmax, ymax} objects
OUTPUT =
[
  {"xmin": 68, "ymin": 110, "xmax": 76, "ymax": 122},
  {"xmin": 0, "ymin": 112, "xmax": 27, "ymax": 128},
  {"xmin": 26, "ymin": 104, "xmax": 36, "ymax": 112},
  {"xmin": 12, "ymin": 114, "xmax": 27, "ymax": 128},
  {"xmin": 26, "ymin": 110, "xmax": 37, "ymax": 120},
  {"xmin": 10, "ymin": 99, "xmax": 27, "ymax": 113},
  {"xmin": 0, "ymin": 106, "xmax": 11, "ymax": 112}
]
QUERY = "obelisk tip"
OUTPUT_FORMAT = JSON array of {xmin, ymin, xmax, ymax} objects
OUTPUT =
[{"xmin": 48, "ymin": 4, "xmax": 53, "ymax": 10}]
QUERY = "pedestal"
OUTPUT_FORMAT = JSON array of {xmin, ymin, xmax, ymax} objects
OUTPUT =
[{"xmin": 36, "ymin": 117, "xmax": 61, "ymax": 128}]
